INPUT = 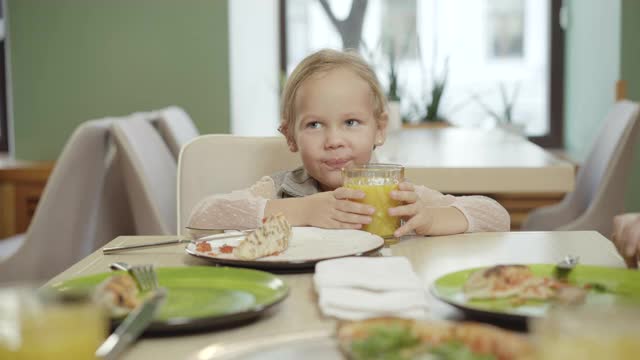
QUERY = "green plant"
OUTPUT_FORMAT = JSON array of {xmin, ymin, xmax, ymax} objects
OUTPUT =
[
  {"xmin": 472, "ymin": 83, "xmax": 520, "ymax": 124},
  {"xmin": 387, "ymin": 43, "xmax": 400, "ymax": 102},
  {"xmin": 419, "ymin": 59, "xmax": 448, "ymax": 122}
]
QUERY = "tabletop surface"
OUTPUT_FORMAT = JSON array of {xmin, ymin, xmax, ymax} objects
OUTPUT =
[
  {"xmin": 47, "ymin": 231, "xmax": 623, "ymax": 360},
  {"xmin": 375, "ymin": 128, "xmax": 575, "ymax": 193}
]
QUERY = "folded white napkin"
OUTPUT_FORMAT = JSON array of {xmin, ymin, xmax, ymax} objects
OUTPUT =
[{"xmin": 314, "ymin": 256, "xmax": 428, "ymax": 320}]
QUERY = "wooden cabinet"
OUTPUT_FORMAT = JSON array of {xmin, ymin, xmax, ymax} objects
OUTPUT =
[{"xmin": 0, "ymin": 158, "xmax": 54, "ymax": 238}]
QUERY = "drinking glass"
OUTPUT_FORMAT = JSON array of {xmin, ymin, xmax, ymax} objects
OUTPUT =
[
  {"xmin": 0, "ymin": 284, "xmax": 108, "ymax": 359},
  {"xmin": 342, "ymin": 163, "xmax": 405, "ymax": 238}
]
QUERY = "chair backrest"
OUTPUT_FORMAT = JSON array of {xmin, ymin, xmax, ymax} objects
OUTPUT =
[
  {"xmin": 153, "ymin": 106, "xmax": 200, "ymax": 159},
  {"xmin": 0, "ymin": 118, "xmax": 135, "ymax": 282},
  {"xmin": 522, "ymin": 101, "xmax": 640, "ymax": 235},
  {"xmin": 177, "ymin": 135, "xmax": 300, "ymax": 235},
  {"xmin": 112, "ymin": 116, "xmax": 177, "ymax": 235},
  {"xmin": 562, "ymin": 100, "xmax": 640, "ymax": 234}
]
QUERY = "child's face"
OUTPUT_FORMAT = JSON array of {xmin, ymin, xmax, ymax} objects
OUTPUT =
[{"xmin": 293, "ymin": 67, "xmax": 387, "ymax": 191}]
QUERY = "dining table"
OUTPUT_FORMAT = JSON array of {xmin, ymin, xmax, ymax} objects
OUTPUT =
[{"xmin": 45, "ymin": 230, "xmax": 625, "ymax": 359}]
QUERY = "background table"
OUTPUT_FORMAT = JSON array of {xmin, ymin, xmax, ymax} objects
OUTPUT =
[
  {"xmin": 47, "ymin": 231, "xmax": 623, "ymax": 359},
  {"xmin": 375, "ymin": 128, "xmax": 576, "ymax": 228},
  {"xmin": 0, "ymin": 156, "xmax": 54, "ymax": 238}
]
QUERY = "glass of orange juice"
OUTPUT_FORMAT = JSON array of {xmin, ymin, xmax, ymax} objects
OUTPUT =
[
  {"xmin": 342, "ymin": 163, "xmax": 404, "ymax": 238},
  {"xmin": 530, "ymin": 305, "xmax": 640, "ymax": 359},
  {"xmin": 0, "ymin": 284, "xmax": 108, "ymax": 360}
]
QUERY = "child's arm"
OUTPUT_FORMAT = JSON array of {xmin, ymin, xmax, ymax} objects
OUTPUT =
[
  {"xmin": 187, "ymin": 177, "xmax": 276, "ymax": 230},
  {"xmin": 389, "ymin": 182, "xmax": 510, "ymax": 236},
  {"xmin": 264, "ymin": 188, "xmax": 375, "ymax": 229}
]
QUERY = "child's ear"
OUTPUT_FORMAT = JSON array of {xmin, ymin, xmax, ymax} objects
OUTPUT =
[
  {"xmin": 279, "ymin": 122, "xmax": 298, "ymax": 152},
  {"xmin": 375, "ymin": 111, "xmax": 389, "ymax": 145},
  {"xmin": 287, "ymin": 138, "xmax": 298, "ymax": 152}
]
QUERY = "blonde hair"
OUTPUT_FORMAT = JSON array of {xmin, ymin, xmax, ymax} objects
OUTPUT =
[{"xmin": 279, "ymin": 49, "xmax": 387, "ymax": 149}]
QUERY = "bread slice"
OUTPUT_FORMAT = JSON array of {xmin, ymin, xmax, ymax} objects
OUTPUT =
[{"xmin": 233, "ymin": 214, "xmax": 291, "ymax": 260}]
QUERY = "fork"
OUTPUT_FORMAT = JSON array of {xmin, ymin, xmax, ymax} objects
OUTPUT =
[
  {"xmin": 555, "ymin": 254, "xmax": 580, "ymax": 281},
  {"xmin": 97, "ymin": 264, "xmax": 164, "ymax": 360},
  {"xmin": 110, "ymin": 262, "xmax": 158, "ymax": 292}
]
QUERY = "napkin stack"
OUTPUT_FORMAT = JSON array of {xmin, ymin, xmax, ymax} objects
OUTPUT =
[{"xmin": 313, "ymin": 257, "xmax": 428, "ymax": 320}]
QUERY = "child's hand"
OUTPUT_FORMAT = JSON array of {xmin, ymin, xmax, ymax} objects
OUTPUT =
[
  {"xmin": 303, "ymin": 188, "xmax": 375, "ymax": 229},
  {"xmin": 388, "ymin": 182, "xmax": 434, "ymax": 237},
  {"xmin": 612, "ymin": 213, "xmax": 640, "ymax": 268}
]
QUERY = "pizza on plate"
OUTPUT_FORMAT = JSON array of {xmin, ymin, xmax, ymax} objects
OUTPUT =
[
  {"xmin": 337, "ymin": 317, "xmax": 534, "ymax": 360},
  {"xmin": 463, "ymin": 265, "xmax": 586, "ymax": 304}
]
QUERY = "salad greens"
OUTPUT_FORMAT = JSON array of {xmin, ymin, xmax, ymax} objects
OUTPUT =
[{"xmin": 349, "ymin": 325, "xmax": 495, "ymax": 360}]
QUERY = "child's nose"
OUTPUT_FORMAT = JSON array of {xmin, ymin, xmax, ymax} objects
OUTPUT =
[{"xmin": 324, "ymin": 128, "xmax": 346, "ymax": 149}]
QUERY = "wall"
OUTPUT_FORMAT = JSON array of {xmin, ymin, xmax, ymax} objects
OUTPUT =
[
  {"xmin": 229, "ymin": 0, "xmax": 280, "ymax": 136},
  {"xmin": 7, "ymin": 0, "xmax": 230, "ymax": 160},
  {"xmin": 564, "ymin": 0, "xmax": 640, "ymax": 212},
  {"xmin": 563, "ymin": 0, "xmax": 620, "ymax": 161},
  {"xmin": 620, "ymin": 0, "xmax": 640, "ymax": 211}
]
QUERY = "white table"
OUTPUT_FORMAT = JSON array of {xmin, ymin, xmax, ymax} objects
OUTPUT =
[{"xmin": 47, "ymin": 231, "xmax": 623, "ymax": 359}]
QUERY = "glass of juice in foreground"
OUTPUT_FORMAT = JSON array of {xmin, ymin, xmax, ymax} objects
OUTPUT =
[
  {"xmin": 342, "ymin": 163, "xmax": 404, "ymax": 238},
  {"xmin": 0, "ymin": 284, "xmax": 108, "ymax": 360},
  {"xmin": 530, "ymin": 305, "xmax": 640, "ymax": 360}
]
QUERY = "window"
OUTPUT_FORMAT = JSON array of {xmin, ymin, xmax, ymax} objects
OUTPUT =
[{"xmin": 281, "ymin": 0, "xmax": 564, "ymax": 147}]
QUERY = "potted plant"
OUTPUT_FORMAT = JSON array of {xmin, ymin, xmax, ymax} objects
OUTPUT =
[
  {"xmin": 472, "ymin": 83, "xmax": 524, "ymax": 135},
  {"xmin": 422, "ymin": 59, "xmax": 448, "ymax": 123},
  {"xmin": 385, "ymin": 43, "xmax": 403, "ymax": 132}
]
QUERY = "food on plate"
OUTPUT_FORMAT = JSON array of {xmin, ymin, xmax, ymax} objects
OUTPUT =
[
  {"xmin": 196, "ymin": 241, "xmax": 212, "ymax": 253},
  {"xmin": 232, "ymin": 214, "xmax": 292, "ymax": 260},
  {"xmin": 463, "ymin": 265, "xmax": 589, "ymax": 304},
  {"xmin": 337, "ymin": 317, "xmax": 534, "ymax": 360},
  {"xmin": 92, "ymin": 274, "xmax": 140, "ymax": 317},
  {"xmin": 463, "ymin": 265, "xmax": 536, "ymax": 299}
]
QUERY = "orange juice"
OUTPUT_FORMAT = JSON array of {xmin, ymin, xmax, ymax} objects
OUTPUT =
[
  {"xmin": 346, "ymin": 183, "xmax": 400, "ymax": 237},
  {"xmin": 342, "ymin": 164, "xmax": 404, "ymax": 238},
  {"xmin": 0, "ymin": 287, "xmax": 108, "ymax": 360},
  {"xmin": 531, "ymin": 305, "xmax": 640, "ymax": 360}
]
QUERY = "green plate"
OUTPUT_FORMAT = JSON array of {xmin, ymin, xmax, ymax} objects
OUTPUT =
[
  {"xmin": 431, "ymin": 264, "xmax": 640, "ymax": 321},
  {"xmin": 49, "ymin": 266, "xmax": 289, "ymax": 333}
]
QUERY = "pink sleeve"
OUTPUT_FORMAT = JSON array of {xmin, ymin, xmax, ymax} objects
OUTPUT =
[
  {"xmin": 187, "ymin": 176, "xmax": 276, "ymax": 230},
  {"xmin": 414, "ymin": 185, "xmax": 510, "ymax": 233}
]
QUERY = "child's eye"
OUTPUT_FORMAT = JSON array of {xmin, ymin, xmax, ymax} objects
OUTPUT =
[
  {"xmin": 345, "ymin": 119, "xmax": 360, "ymax": 127},
  {"xmin": 306, "ymin": 121, "xmax": 322, "ymax": 129}
]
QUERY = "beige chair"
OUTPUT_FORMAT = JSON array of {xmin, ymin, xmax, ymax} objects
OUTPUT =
[
  {"xmin": 112, "ymin": 116, "xmax": 177, "ymax": 235},
  {"xmin": 522, "ymin": 100, "xmax": 640, "ymax": 237},
  {"xmin": 153, "ymin": 106, "xmax": 200, "ymax": 160},
  {"xmin": 176, "ymin": 135, "xmax": 300, "ymax": 235},
  {"xmin": 0, "ymin": 118, "xmax": 135, "ymax": 282}
]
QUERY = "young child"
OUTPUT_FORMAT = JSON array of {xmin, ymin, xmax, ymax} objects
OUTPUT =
[{"xmin": 189, "ymin": 49, "xmax": 510, "ymax": 236}]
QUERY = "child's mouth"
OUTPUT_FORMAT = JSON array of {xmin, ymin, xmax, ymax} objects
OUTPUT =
[{"xmin": 323, "ymin": 159, "xmax": 351, "ymax": 170}]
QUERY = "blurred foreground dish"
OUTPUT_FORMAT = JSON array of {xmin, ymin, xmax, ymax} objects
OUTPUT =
[
  {"xmin": 531, "ymin": 305, "xmax": 640, "ymax": 360},
  {"xmin": 0, "ymin": 285, "xmax": 108, "ymax": 359}
]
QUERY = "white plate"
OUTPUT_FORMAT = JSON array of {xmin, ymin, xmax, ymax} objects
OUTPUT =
[{"xmin": 185, "ymin": 227, "xmax": 384, "ymax": 270}]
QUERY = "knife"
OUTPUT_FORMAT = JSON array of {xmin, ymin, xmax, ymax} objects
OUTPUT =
[
  {"xmin": 102, "ymin": 231, "xmax": 249, "ymax": 254},
  {"xmin": 95, "ymin": 288, "xmax": 167, "ymax": 360}
]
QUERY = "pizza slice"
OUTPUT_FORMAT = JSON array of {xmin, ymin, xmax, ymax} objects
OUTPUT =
[
  {"xmin": 232, "ymin": 214, "xmax": 292, "ymax": 260},
  {"xmin": 463, "ymin": 265, "xmax": 536, "ymax": 300},
  {"xmin": 337, "ymin": 317, "xmax": 534, "ymax": 360},
  {"xmin": 92, "ymin": 274, "xmax": 141, "ymax": 317}
]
